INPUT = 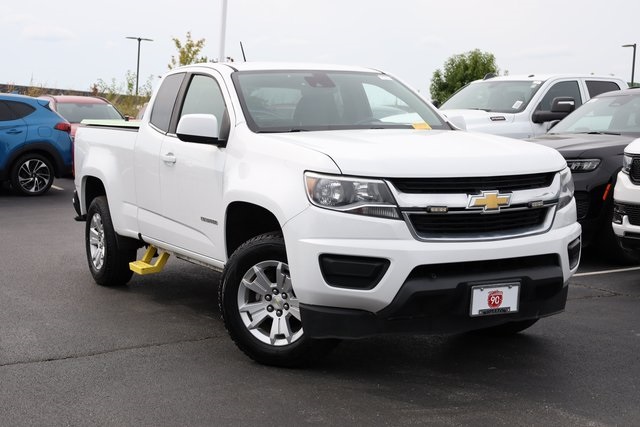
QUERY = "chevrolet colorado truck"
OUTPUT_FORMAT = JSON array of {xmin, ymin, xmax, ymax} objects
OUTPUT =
[{"xmin": 73, "ymin": 62, "xmax": 581, "ymax": 366}]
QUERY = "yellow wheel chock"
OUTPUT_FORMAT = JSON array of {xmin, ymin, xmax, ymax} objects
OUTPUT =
[{"xmin": 129, "ymin": 245, "xmax": 170, "ymax": 275}]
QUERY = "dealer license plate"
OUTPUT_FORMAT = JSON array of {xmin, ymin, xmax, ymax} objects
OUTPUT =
[{"xmin": 470, "ymin": 282, "xmax": 520, "ymax": 317}]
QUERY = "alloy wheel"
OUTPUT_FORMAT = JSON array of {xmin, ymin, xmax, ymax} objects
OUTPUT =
[
  {"xmin": 236, "ymin": 260, "xmax": 304, "ymax": 346},
  {"xmin": 17, "ymin": 158, "xmax": 51, "ymax": 194},
  {"xmin": 88, "ymin": 213, "xmax": 106, "ymax": 271}
]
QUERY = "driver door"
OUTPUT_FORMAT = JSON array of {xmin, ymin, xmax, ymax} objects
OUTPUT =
[{"xmin": 156, "ymin": 73, "xmax": 229, "ymax": 261}]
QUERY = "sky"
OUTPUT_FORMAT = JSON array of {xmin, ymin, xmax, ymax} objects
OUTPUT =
[{"xmin": 2, "ymin": 0, "xmax": 640, "ymax": 99}]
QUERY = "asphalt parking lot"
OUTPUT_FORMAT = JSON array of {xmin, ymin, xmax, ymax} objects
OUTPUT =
[{"xmin": 1, "ymin": 178, "xmax": 639, "ymax": 426}]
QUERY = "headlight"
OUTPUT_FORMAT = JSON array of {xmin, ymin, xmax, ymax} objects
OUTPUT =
[
  {"xmin": 304, "ymin": 172, "xmax": 400, "ymax": 219},
  {"xmin": 557, "ymin": 167, "xmax": 575, "ymax": 210},
  {"xmin": 566, "ymin": 159, "xmax": 600, "ymax": 172},
  {"xmin": 622, "ymin": 154, "xmax": 633, "ymax": 174}
]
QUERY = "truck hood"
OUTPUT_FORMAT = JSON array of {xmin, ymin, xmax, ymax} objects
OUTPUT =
[
  {"xmin": 441, "ymin": 109, "xmax": 516, "ymax": 129},
  {"xmin": 529, "ymin": 133, "xmax": 635, "ymax": 158},
  {"xmin": 261, "ymin": 129, "xmax": 566, "ymax": 177}
]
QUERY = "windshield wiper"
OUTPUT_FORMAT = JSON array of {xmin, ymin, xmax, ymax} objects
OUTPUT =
[
  {"xmin": 465, "ymin": 107, "xmax": 492, "ymax": 112},
  {"xmin": 256, "ymin": 128, "xmax": 311, "ymax": 133},
  {"xmin": 584, "ymin": 131, "xmax": 622, "ymax": 136}
]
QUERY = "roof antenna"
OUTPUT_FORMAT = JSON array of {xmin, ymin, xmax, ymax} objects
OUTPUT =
[{"xmin": 240, "ymin": 41, "xmax": 247, "ymax": 62}]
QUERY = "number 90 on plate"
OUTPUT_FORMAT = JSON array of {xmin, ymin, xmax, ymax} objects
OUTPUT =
[{"xmin": 470, "ymin": 282, "xmax": 520, "ymax": 317}]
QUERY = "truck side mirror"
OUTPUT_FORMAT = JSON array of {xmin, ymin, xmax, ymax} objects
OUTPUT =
[
  {"xmin": 532, "ymin": 97, "xmax": 576, "ymax": 124},
  {"xmin": 550, "ymin": 97, "xmax": 576, "ymax": 114},
  {"xmin": 176, "ymin": 114, "xmax": 221, "ymax": 145}
]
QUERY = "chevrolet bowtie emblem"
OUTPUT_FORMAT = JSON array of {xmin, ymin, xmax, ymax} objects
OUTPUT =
[{"xmin": 468, "ymin": 191, "xmax": 511, "ymax": 212}]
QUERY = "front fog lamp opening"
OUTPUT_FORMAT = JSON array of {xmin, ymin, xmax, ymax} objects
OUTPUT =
[
  {"xmin": 613, "ymin": 203, "xmax": 626, "ymax": 224},
  {"xmin": 305, "ymin": 172, "xmax": 400, "ymax": 219},
  {"xmin": 568, "ymin": 237, "xmax": 581, "ymax": 270}
]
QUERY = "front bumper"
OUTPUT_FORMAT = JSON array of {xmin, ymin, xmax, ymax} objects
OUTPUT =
[
  {"xmin": 612, "ymin": 171, "xmax": 640, "ymax": 246},
  {"xmin": 302, "ymin": 254, "xmax": 568, "ymax": 338},
  {"xmin": 284, "ymin": 202, "xmax": 581, "ymax": 338}
]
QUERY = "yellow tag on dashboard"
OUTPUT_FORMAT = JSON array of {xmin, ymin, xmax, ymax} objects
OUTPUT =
[{"xmin": 412, "ymin": 122, "xmax": 432, "ymax": 130}]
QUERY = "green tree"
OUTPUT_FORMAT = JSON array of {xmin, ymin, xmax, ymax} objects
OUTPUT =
[
  {"xmin": 168, "ymin": 31, "xmax": 209, "ymax": 69},
  {"xmin": 430, "ymin": 49, "xmax": 499, "ymax": 106},
  {"xmin": 92, "ymin": 71, "xmax": 153, "ymax": 117}
]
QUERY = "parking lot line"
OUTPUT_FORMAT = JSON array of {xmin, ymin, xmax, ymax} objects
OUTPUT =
[
  {"xmin": 574, "ymin": 266, "xmax": 640, "ymax": 277},
  {"xmin": 51, "ymin": 185, "xmax": 64, "ymax": 191}
]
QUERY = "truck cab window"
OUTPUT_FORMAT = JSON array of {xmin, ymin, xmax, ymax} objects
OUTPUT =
[
  {"xmin": 536, "ymin": 81, "xmax": 582, "ymax": 111},
  {"xmin": 180, "ymin": 75, "xmax": 227, "ymax": 135},
  {"xmin": 586, "ymin": 80, "xmax": 622, "ymax": 98},
  {"xmin": 150, "ymin": 73, "xmax": 185, "ymax": 133}
]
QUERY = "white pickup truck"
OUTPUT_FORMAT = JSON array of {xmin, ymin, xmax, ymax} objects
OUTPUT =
[
  {"xmin": 73, "ymin": 62, "xmax": 581, "ymax": 366},
  {"xmin": 440, "ymin": 74, "xmax": 627, "ymax": 139}
]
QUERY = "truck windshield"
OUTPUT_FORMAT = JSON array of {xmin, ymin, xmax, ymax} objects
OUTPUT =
[
  {"xmin": 232, "ymin": 70, "xmax": 448, "ymax": 132},
  {"xmin": 441, "ymin": 80, "xmax": 544, "ymax": 114}
]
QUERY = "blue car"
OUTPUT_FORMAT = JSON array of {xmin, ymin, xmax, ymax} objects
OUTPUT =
[{"xmin": 0, "ymin": 94, "xmax": 72, "ymax": 196}]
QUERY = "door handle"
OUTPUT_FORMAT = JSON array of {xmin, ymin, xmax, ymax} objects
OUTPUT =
[
  {"xmin": 161, "ymin": 153, "xmax": 177, "ymax": 164},
  {"xmin": 6, "ymin": 129, "xmax": 22, "ymax": 135}
]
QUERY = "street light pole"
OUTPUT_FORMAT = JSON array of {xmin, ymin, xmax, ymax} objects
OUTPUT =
[
  {"xmin": 219, "ymin": 0, "xmax": 228, "ymax": 62},
  {"xmin": 126, "ymin": 36, "xmax": 153, "ymax": 96},
  {"xmin": 622, "ymin": 43, "xmax": 637, "ymax": 87}
]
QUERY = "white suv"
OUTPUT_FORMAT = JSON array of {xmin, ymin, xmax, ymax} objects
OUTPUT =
[
  {"xmin": 440, "ymin": 74, "xmax": 627, "ymax": 139},
  {"xmin": 613, "ymin": 138, "xmax": 640, "ymax": 252}
]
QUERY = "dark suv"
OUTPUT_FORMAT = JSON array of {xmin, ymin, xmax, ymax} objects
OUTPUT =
[
  {"xmin": 0, "ymin": 94, "xmax": 72, "ymax": 196},
  {"xmin": 530, "ymin": 88, "xmax": 640, "ymax": 262}
]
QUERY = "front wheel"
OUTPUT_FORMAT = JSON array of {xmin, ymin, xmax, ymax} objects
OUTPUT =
[
  {"xmin": 219, "ymin": 232, "xmax": 338, "ymax": 367},
  {"xmin": 85, "ymin": 196, "xmax": 137, "ymax": 286}
]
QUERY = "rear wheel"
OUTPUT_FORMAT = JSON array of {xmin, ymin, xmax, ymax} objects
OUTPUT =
[
  {"xmin": 219, "ymin": 232, "xmax": 338, "ymax": 367},
  {"xmin": 85, "ymin": 196, "xmax": 137, "ymax": 286},
  {"xmin": 10, "ymin": 153, "xmax": 53, "ymax": 196}
]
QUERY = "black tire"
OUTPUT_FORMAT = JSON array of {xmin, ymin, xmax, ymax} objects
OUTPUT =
[
  {"xmin": 85, "ymin": 196, "xmax": 136, "ymax": 286},
  {"xmin": 474, "ymin": 318, "xmax": 539, "ymax": 336},
  {"xmin": 219, "ymin": 232, "xmax": 339, "ymax": 367},
  {"xmin": 10, "ymin": 153, "xmax": 54, "ymax": 196}
]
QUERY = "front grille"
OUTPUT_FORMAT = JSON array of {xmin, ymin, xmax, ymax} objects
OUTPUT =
[
  {"xmin": 574, "ymin": 191, "xmax": 590, "ymax": 220},
  {"xmin": 630, "ymin": 158, "xmax": 640, "ymax": 184},
  {"xmin": 388, "ymin": 172, "xmax": 555, "ymax": 194},
  {"xmin": 408, "ymin": 208, "xmax": 549, "ymax": 238},
  {"xmin": 618, "ymin": 203, "xmax": 640, "ymax": 225}
]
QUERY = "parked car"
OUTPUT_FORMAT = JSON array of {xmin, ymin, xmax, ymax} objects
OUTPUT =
[
  {"xmin": 440, "ymin": 74, "xmax": 627, "ymax": 139},
  {"xmin": 38, "ymin": 95, "xmax": 124, "ymax": 139},
  {"xmin": 530, "ymin": 88, "xmax": 640, "ymax": 262},
  {"xmin": 612, "ymin": 138, "xmax": 640, "ymax": 253},
  {"xmin": 0, "ymin": 93, "xmax": 72, "ymax": 196}
]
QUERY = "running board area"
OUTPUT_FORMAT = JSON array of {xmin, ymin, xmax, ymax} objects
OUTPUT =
[{"xmin": 129, "ymin": 245, "xmax": 169, "ymax": 275}]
